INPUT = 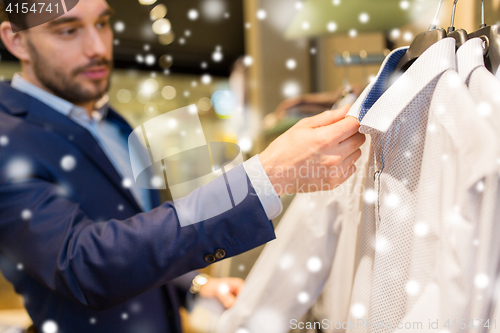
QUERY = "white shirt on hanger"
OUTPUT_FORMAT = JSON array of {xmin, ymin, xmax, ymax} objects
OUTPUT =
[
  {"xmin": 346, "ymin": 38, "xmax": 498, "ymax": 333},
  {"xmin": 456, "ymin": 37, "xmax": 500, "ymax": 332}
]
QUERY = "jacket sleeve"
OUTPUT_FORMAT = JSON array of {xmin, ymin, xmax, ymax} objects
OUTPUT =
[{"xmin": 0, "ymin": 161, "xmax": 275, "ymax": 310}]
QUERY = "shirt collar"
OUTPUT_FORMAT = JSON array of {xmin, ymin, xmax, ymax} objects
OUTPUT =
[
  {"xmin": 350, "ymin": 38, "xmax": 457, "ymax": 133},
  {"xmin": 456, "ymin": 37, "xmax": 485, "ymax": 83},
  {"xmin": 456, "ymin": 38, "xmax": 500, "ymax": 185},
  {"xmin": 11, "ymin": 73, "xmax": 109, "ymax": 123},
  {"xmin": 359, "ymin": 47, "xmax": 409, "ymax": 122},
  {"xmin": 347, "ymin": 46, "xmax": 408, "ymax": 121}
]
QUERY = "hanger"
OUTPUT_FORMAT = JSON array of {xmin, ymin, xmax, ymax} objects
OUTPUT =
[
  {"xmin": 447, "ymin": 0, "xmax": 468, "ymax": 49},
  {"xmin": 395, "ymin": 0, "xmax": 447, "ymax": 72},
  {"xmin": 341, "ymin": 51, "xmax": 352, "ymax": 97},
  {"xmin": 467, "ymin": 0, "xmax": 500, "ymax": 75}
]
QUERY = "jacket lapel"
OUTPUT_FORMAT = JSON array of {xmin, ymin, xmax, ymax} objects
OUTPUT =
[{"xmin": 0, "ymin": 82, "xmax": 143, "ymax": 212}]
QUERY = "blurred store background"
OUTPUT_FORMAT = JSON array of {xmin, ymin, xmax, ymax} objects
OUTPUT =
[{"xmin": 0, "ymin": 0, "xmax": 498, "ymax": 332}]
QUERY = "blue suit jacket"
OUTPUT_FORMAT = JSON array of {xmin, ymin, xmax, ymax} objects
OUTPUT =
[{"xmin": 0, "ymin": 81, "xmax": 276, "ymax": 333}]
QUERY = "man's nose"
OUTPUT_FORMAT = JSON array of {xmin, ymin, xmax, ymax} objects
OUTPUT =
[{"xmin": 83, "ymin": 27, "xmax": 108, "ymax": 58}]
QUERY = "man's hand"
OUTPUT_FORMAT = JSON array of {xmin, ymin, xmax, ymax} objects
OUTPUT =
[
  {"xmin": 259, "ymin": 105, "xmax": 365, "ymax": 196},
  {"xmin": 198, "ymin": 277, "xmax": 244, "ymax": 309}
]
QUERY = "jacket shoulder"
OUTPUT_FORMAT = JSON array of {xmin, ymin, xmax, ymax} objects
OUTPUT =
[{"xmin": 0, "ymin": 108, "xmax": 27, "ymax": 137}]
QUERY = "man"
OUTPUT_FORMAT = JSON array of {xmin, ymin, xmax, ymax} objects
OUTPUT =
[{"xmin": 0, "ymin": 0, "xmax": 365, "ymax": 332}]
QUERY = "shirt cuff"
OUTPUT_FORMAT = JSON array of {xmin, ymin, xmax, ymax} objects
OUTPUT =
[{"xmin": 242, "ymin": 154, "xmax": 283, "ymax": 220}]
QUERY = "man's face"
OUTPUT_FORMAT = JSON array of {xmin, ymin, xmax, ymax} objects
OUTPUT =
[{"xmin": 24, "ymin": 0, "xmax": 114, "ymax": 104}]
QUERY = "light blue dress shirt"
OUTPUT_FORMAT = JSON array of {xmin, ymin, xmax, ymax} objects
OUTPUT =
[{"xmin": 10, "ymin": 73, "xmax": 283, "ymax": 219}]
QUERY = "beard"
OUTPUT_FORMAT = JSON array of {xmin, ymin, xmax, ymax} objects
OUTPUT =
[{"xmin": 27, "ymin": 39, "xmax": 113, "ymax": 105}]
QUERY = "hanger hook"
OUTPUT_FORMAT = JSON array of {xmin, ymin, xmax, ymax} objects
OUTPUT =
[
  {"xmin": 429, "ymin": 0, "xmax": 445, "ymax": 30},
  {"xmin": 481, "ymin": 0, "xmax": 486, "ymax": 28},
  {"xmin": 448, "ymin": 0, "xmax": 459, "ymax": 33}
]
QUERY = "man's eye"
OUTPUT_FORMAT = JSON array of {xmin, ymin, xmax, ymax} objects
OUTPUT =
[
  {"xmin": 59, "ymin": 28, "xmax": 76, "ymax": 36},
  {"xmin": 97, "ymin": 21, "xmax": 109, "ymax": 29}
]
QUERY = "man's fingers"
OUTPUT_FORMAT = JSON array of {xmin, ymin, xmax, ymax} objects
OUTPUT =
[
  {"xmin": 340, "ymin": 148, "xmax": 362, "ymax": 168},
  {"xmin": 296, "ymin": 105, "xmax": 350, "ymax": 129},
  {"xmin": 228, "ymin": 278, "xmax": 245, "ymax": 295},
  {"xmin": 219, "ymin": 293, "xmax": 237, "ymax": 309},
  {"xmin": 325, "ymin": 150, "xmax": 361, "ymax": 185},
  {"xmin": 321, "ymin": 115, "xmax": 361, "ymax": 144},
  {"xmin": 335, "ymin": 132, "xmax": 366, "ymax": 158},
  {"xmin": 342, "ymin": 164, "xmax": 357, "ymax": 180}
]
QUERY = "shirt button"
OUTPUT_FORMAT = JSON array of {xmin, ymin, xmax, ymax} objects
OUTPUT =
[
  {"xmin": 204, "ymin": 254, "xmax": 216, "ymax": 264},
  {"xmin": 214, "ymin": 249, "xmax": 226, "ymax": 260}
]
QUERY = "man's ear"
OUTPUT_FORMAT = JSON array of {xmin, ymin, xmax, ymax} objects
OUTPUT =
[{"xmin": 0, "ymin": 21, "xmax": 31, "ymax": 62}]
